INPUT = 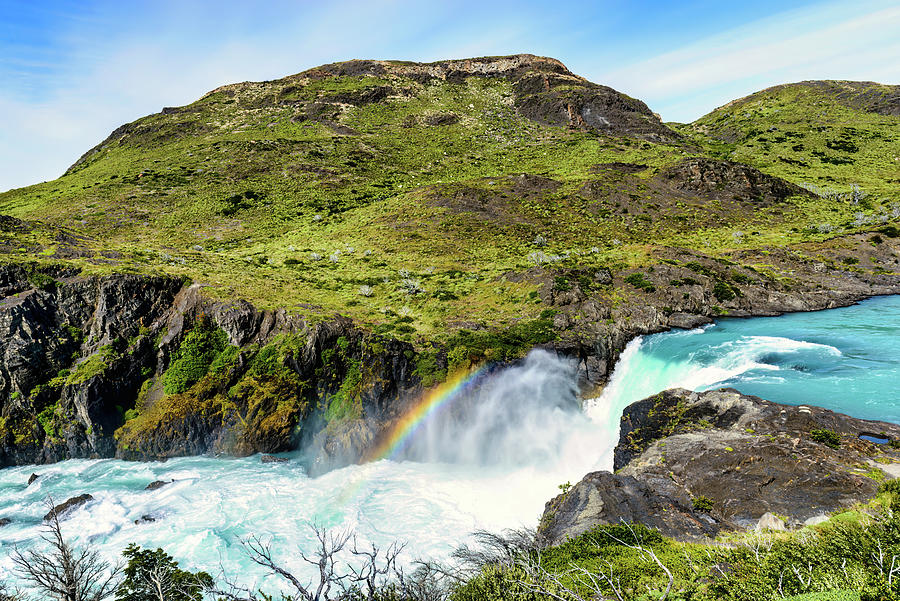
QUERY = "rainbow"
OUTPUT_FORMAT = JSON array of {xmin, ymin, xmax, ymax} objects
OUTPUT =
[{"xmin": 363, "ymin": 364, "xmax": 489, "ymax": 463}]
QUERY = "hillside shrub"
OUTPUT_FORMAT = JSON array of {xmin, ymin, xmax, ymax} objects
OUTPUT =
[
  {"xmin": 810, "ymin": 428, "xmax": 842, "ymax": 449},
  {"xmin": 624, "ymin": 272, "xmax": 655, "ymax": 292},
  {"xmin": 118, "ymin": 544, "xmax": 213, "ymax": 601},
  {"xmin": 713, "ymin": 280, "xmax": 737, "ymax": 301},
  {"xmin": 446, "ymin": 316, "xmax": 557, "ymax": 370},
  {"xmin": 692, "ymin": 495, "xmax": 715, "ymax": 512},
  {"xmin": 163, "ymin": 320, "xmax": 229, "ymax": 395}
]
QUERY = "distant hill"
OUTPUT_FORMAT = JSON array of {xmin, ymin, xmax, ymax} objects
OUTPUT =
[{"xmin": 678, "ymin": 80, "xmax": 899, "ymax": 197}]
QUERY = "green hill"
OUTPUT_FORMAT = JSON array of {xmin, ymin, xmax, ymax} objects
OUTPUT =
[
  {"xmin": 0, "ymin": 59, "xmax": 897, "ymax": 344},
  {"xmin": 677, "ymin": 80, "xmax": 899, "ymax": 198}
]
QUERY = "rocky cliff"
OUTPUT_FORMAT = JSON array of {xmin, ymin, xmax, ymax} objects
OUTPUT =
[
  {"xmin": 2, "ymin": 226, "xmax": 899, "ymax": 474},
  {"xmin": 0, "ymin": 266, "xmax": 421, "ymax": 472},
  {"xmin": 540, "ymin": 388, "xmax": 900, "ymax": 544}
]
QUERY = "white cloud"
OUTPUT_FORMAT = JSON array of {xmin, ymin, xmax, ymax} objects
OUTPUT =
[
  {"xmin": 597, "ymin": 1, "xmax": 900, "ymax": 122},
  {"xmin": 0, "ymin": 0, "xmax": 533, "ymax": 191}
]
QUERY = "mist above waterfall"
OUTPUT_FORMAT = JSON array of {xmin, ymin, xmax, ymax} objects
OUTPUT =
[{"xmin": 397, "ymin": 350, "xmax": 593, "ymax": 467}]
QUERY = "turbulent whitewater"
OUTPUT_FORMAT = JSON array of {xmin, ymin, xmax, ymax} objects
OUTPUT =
[
  {"xmin": 2, "ymin": 296, "xmax": 900, "ymax": 586},
  {"xmin": 593, "ymin": 294, "xmax": 900, "ymax": 423}
]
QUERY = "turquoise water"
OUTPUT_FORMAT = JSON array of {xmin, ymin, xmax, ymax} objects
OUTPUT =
[
  {"xmin": 590, "ymin": 294, "xmax": 900, "ymax": 423},
  {"xmin": 0, "ymin": 352, "xmax": 607, "ymax": 588},
  {"xmin": 1, "ymin": 296, "xmax": 899, "ymax": 588}
]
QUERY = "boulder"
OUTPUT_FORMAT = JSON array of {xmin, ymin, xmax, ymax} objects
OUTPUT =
[
  {"xmin": 145, "ymin": 480, "xmax": 172, "ymax": 491},
  {"xmin": 539, "ymin": 471, "xmax": 722, "ymax": 545},
  {"xmin": 0, "ymin": 518, "xmax": 10, "ymax": 527},
  {"xmin": 804, "ymin": 514, "xmax": 829, "ymax": 527},
  {"xmin": 756, "ymin": 512, "xmax": 786, "ymax": 531},
  {"xmin": 134, "ymin": 514, "xmax": 157, "ymax": 524},
  {"xmin": 260, "ymin": 454, "xmax": 289, "ymax": 464},
  {"xmin": 44, "ymin": 494, "xmax": 93, "ymax": 521},
  {"xmin": 658, "ymin": 158, "xmax": 807, "ymax": 205},
  {"xmin": 27, "ymin": 473, "xmax": 39, "ymax": 486}
]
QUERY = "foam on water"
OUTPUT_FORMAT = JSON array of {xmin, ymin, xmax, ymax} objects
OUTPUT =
[
  {"xmin": 587, "ymin": 295, "xmax": 900, "ymax": 425},
  {"xmin": 3, "ymin": 295, "xmax": 900, "ymax": 588}
]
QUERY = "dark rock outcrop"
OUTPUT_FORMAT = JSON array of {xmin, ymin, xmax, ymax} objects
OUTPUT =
[
  {"xmin": 0, "ymin": 266, "xmax": 421, "ymax": 469},
  {"xmin": 260, "ymin": 454, "xmax": 289, "ymax": 463},
  {"xmin": 134, "ymin": 514, "xmax": 157, "ymax": 524},
  {"xmin": 0, "ymin": 517, "xmax": 10, "ymax": 527},
  {"xmin": 145, "ymin": 480, "xmax": 172, "ymax": 491},
  {"xmin": 540, "ymin": 388, "xmax": 900, "ymax": 545},
  {"xmin": 44, "ymin": 494, "xmax": 93, "ymax": 521},
  {"xmin": 27, "ymin": 473, "xmax": 39, "ymax": 485},
  {"xmin": 658, "ymin": 158, "xmax": 807, "ymax": 205}
]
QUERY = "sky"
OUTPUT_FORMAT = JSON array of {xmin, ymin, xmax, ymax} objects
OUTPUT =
[{"xmin": 0, "ymin": 0, "xmax": 898, "ymax": 192}]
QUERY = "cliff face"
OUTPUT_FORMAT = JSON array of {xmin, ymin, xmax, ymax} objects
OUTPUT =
[
  {"xmin": 555, "ymin": 230, "xmax": 900, "ymax": 390},
  {"xmin": 0, "ymin": 267, "xmax": 420, "ymax": 472}
]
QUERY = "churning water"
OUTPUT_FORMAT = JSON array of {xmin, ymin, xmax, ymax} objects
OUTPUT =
[
  {"xmin": 2, "ymin": 295, "xmax": 900, "ymax": 587},
  {"xmin": 598, "ymin": 294, "xmax": 900, "ymax": 422}
]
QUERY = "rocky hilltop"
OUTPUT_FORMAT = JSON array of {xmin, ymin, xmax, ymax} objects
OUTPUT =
[
  {"xmin": 540, "ymin": 388, "xmax": 900, "ymax": 544},
  {"xmin": 0, "ymin": 54, "xmax": 897, "ymax": 469}
]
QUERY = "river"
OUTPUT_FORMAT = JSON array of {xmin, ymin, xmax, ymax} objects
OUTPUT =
[{"xmin": 2, "ymin": 295, "xmax": 899, "ymax": 587}]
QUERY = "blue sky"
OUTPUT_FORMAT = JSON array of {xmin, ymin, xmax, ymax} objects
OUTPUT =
[{"xmin": 1, "ymin": 0, "xmax": 898, "ymax": 191}]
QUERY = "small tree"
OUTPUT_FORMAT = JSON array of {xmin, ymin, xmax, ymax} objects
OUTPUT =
[
  {"xmin": 116, "ymin": 545, "xmax": 213, "ymax": 601},
  {"xmin": 11, "ymin": 499, "xmax": 121, "ymax": 601}
]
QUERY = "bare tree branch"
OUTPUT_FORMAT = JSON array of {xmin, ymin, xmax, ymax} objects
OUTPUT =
[{"xmin": 11, "ymin": 498, "xmax": 121, "ymax": 601}]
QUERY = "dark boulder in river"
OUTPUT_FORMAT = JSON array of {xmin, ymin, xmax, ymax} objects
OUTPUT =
[
  {"xmin": 260, "ymin": 454, "xmax": 289, "ymax": 463},
  {"xmin": 0, "ymin": 517, "xmax": 10, "ymax": 527},
  {"xmin": 134, "ymin": 514, "xmax": 157, "ymax": 524},
  {"xmin": 44, "ymin": 494, "xmax": 94, "ymax": 521},
  {"xmin": 540, "ymin": 388, "xmax": 900, "ymax": 544},
  {"xmin": 145, "ymin": 480, "xmax": 172, "ymax": 491},
  {"xmin": 27, "ymin": 473, "xmax": 39, "ymax": 485}
]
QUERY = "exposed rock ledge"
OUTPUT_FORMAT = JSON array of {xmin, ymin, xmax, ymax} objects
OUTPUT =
[{"xmin": 539, "ymin": 388, "xmax": 900, "ymax": 545}]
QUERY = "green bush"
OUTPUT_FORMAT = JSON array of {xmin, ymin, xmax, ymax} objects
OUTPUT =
[
  {"xmin": 27, "ymin": 271, "xmax": 57, "ymax": 292},
  {"xmin": 553, "ymin": 276, "xmax": 571, "ymax": 292},
  {"xmin": 445, "ymin": 316, "xmax": 557, "ymax": 370},
  {"xmin": 163, "ymin": 321, "xmax": 229, "ymax": 395},
  {"xmin": 810, "ymin": 428, "xmax": 842, "ymax": 449},
  {"xmin": 624, "ymin": 272, "xmax": 656, "ymax": 292},
  {"xmin": 118, "ymin": 544, "xmax": 213, "ymax": 601},
  {"xmin": 414, "ymin": 348, "xmax": 446, "ymax": 388},
  {"xmin": 37, "ymin": 404, "xmax": 62, "ymax": 440},
  {"xmin": 783, "ymin": 592, "xmax": 860, "ymax": 601},
  {"xmin": 713, "ymin": 280, "xmax": 737, "ymax": 301},
  {"xmin": 685, "ymin": 261, "xmax": 714, "ymax": 276},
  {"xmin": 878, "ymin": 479, "xmax": 900, "ymax": 495},
  {"xmin": 692, "ymin": 495, "xmax": 715, "ymax": 512}
]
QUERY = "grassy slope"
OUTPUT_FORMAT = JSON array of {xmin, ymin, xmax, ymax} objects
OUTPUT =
[
  {"xmin": 0, "ymin": 68, "xmax": 897, "ymax": 345},
  {"xmin": 677, "ymin": 80, "xmax": 898, "ymax": 198}
]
